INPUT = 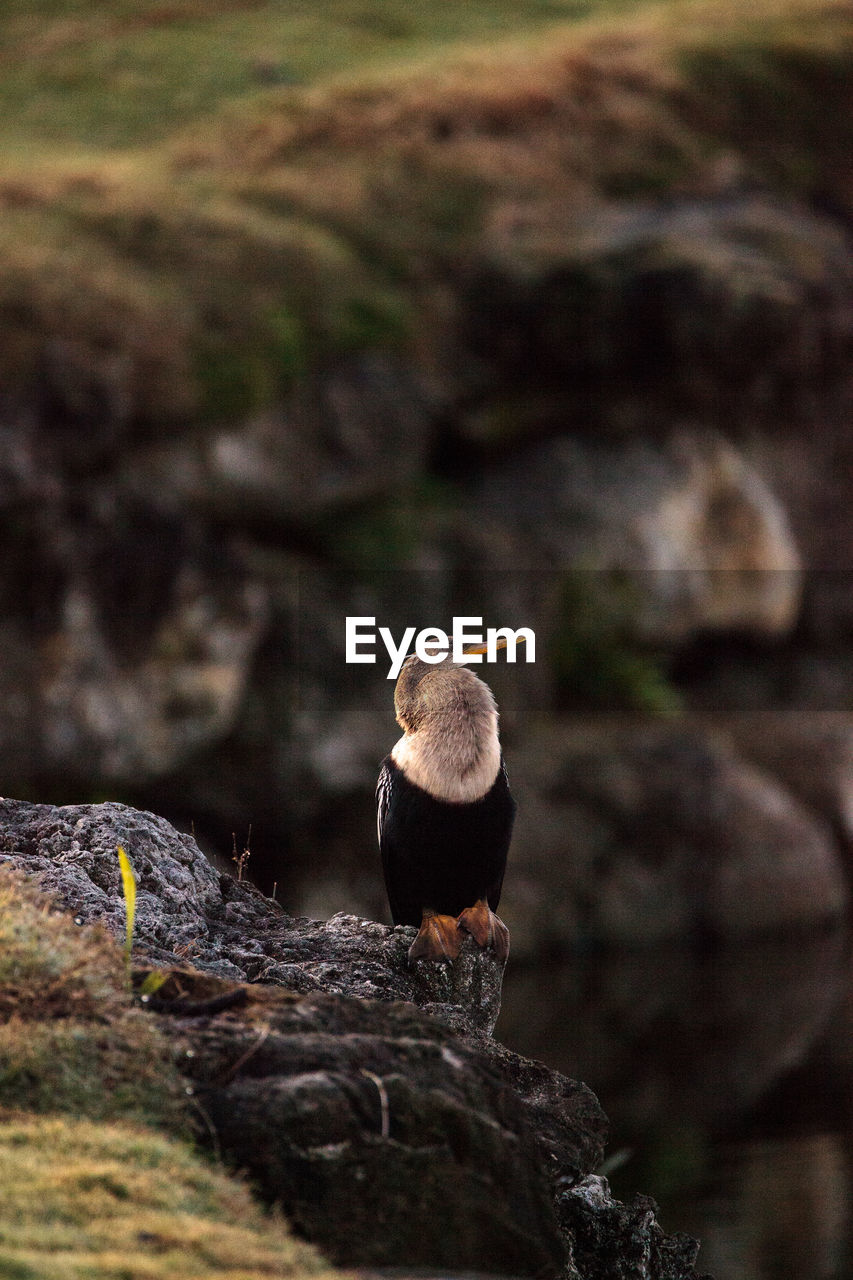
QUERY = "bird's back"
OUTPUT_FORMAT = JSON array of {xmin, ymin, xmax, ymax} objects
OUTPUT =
[{"xmin": 377, "ymin": 754, "xmax": 515, "ymax": 926}]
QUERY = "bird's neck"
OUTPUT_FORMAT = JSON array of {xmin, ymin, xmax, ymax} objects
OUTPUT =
[{"xmin": 391, "ymin": 701, "xmax": 501, "ymax": 804}]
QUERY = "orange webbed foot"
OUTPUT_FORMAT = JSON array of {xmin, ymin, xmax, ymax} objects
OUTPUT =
[
  {"xmin": 408, "ymin": 909, "xmax": 463, "ymax": 963},
  {"xmin": 456, "ymin": 899, "xmax": 510, "ymax": 961}
]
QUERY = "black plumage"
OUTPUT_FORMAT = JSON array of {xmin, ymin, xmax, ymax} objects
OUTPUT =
[
  {"xmin": 377, "ymin": 754, "xmax": 516, "ymax": 927},
  {"xmin": 377, "ymin": 649, "xmax": 517, "ymax": 961}
]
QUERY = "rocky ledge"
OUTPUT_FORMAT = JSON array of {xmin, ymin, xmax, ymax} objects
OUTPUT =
[{"xmin": 0, "ymin": 797, "xmax": 708, "ymax": 1279}]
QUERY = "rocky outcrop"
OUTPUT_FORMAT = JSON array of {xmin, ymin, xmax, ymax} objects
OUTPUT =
[
  {"xmin": 117, "ymin": 353, "xmax": 436, "ymax": 525},
  {"xmin": 466, "ymin": 428, "xmax": 802, "ymax": 642},
  {"xmin": 507, "ymin": 721, "xmax": 848, "ymax": 952},
  {"xmin": 0, "ymin": 798, "xmax": 506, "ymax": 1034},
  {"xmin": 561, "ymin": 1178, "xmax": 704, "ymax": 1280},
  {"xmin": 721, "ymin": 711, "xmax": 853, "ymax": 857},
  {"xmin": 168, "ymin": 979, "xmax": 569, "ymax": 1275},
  {"xmin": 0, "ymin": 797, "xmax": 708, "ymax": 1279}
]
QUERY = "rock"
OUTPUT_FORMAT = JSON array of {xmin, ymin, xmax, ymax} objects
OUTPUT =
[
  {"xmin": 462, "ymin": 196, "xmax": 853, "ymax": 437},
  {"xmin": 721, "ymin": 711, "xmax": 853, "ymax": 854},
  {"xmin": 0, "ymin": 796, "xmax": 708, "ymax": 1278},
  {"xmin": 0, "ymin": 798, "xmax": 501, "ymax": 1033},
  {"xmin": 0, "ymin": 796, "xmax": 601, "ymax": 1119},
  {"xmin": 506, "ymin": 721, "xmax": 847, "ymax": 953},
  {"xmin": 0, "ymin": 489, "xmax": 268, "ymax": 793},
  {"xmin": 468, "ymin": 429, "xmax": 802, "ymax": 643},
  {"xmin": 0, "ymin": 799, "xmax": 225, "ymax": 955},
  {"xmin": 168, "ymin": 980, "xmax": 569, "ymax": 1275},
  {"xmin": 560, "ymin": 1176, "xmax": 710, "ymax": 1280},
  {"xmin": 39, "ymin": 555, "xmax": 268, "ymax": 785},
  {"xmin": 119, "ymin": 353, "xmax": 435, "ymax": 525},
  {"xmin": 0, "ymin": 798, "xmax": 514, "ymax": 1034}
]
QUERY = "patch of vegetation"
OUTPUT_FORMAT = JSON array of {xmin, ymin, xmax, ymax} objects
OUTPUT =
[
  {"xmin": 679, "ymin": 37, "xmax": 853, "ymax": 204},
  {"xmin": 308, "ymin": 478, "xmax": 454, "ymax": 570},
  {"xmin": 0, "ymin": 182, "xmax": 413, "ymax": 428},
  {"xmin": 0, "ymin": 1114, "xmax": 333, "ymax": 1280},
  {"xmin": 554, "ymin": 572, "xmax": 682, "ymax": 717},
  {"xmin": 0, "ymin": 870, "xmax": 338, "ymax": 1274},
  {"xmin": 0, "ymin": 871, "xmax": 184, "ymax": 1129},
  {"xmin": 195, "ymin": 336, "xmax": 282, "ymax": 423},
  {"xmin": 0, "ymin": 0, "xmax": 847, "ymax": 436},
  {"xmin": 0, "ymin": 0, "xmax": 648, "ymax": 153}
]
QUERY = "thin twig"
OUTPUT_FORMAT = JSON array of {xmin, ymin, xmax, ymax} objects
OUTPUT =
[
  {"xmin": 141, "ymin": 988, "xmax": 249, "ymax": 1017},
  {"xmin": 219, "ymin": 1023, "xmax": 271, "ymax": 1084},
  {"xmin": 361, "ymin": 1070, "xmax": 390, "ymax": 1139}
]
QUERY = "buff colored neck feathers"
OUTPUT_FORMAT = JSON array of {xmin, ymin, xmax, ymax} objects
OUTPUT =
[{"xmin": 391, "ymin": 657, "xmax": 501, "ymax": 803}]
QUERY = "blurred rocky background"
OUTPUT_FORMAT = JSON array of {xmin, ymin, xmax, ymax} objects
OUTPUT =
[
  {"xmin": 1, "ymin": 1, "xmax": 852, "ymax": 1274},
  {"xmin": 3, "ymin": 0, "xmax": 851, "ymax": 945}
]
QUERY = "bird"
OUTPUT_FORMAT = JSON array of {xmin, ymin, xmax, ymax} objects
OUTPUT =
[{"xmin": 376, "ymin": 640, "xmax": 517, "ymax": 963}]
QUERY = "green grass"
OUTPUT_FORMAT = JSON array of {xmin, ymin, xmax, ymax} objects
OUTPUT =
[
  {"xmin": 0, "ymin": 871, "xmax": 185, "ymax": 1129},
  {"xmin": 0, "ymin": 867, "xmax": 339, "ymax": 1278},
  {"xmin": 0, "ymin": 1115, "xmax": 334, "ymax": 1280},
  {"xmin": 0, "ymin": 0, "xmax": 636, "ymax": 153},
  {"xmin": 0, "ymin": 0, "xmax": 848, "ymax": 434}
]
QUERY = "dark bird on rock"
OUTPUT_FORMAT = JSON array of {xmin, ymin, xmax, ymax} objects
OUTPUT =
[{"xmin": 376, "ymin": 643, "xmax": 517, "ymax": 963}]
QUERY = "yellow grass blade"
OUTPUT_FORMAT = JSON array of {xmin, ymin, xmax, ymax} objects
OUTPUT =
[{"xmin": 117, "ymin": 845, "xmax": 136, "ymax": 966}]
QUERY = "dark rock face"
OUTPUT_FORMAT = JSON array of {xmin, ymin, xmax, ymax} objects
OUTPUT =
[
  {"xmin": 560, "ymin": 1177, "xmax": 708, "ymax": 1280},
  {"xmin": 464, "ymin": 197, "xmax": 853, "ymax": 435},
  {"xmin": 0, "ymin": 797, "xmax": 706, "ymax": 1279},
  {"xmin": 172, "ymin": 985, "xmax": 567, "ymax": 1275}
]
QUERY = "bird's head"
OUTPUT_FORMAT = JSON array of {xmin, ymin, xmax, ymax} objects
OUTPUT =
[{"xmin": 393, "ymin": 636, "xmax": 524, "ymax": 734}]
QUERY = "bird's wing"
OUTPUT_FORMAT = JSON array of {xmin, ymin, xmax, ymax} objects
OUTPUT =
[
  {"xmin": 487, "ymin": 756, "xmax": 515, "ymax": 910},
  {"xmin": 376, "ymin": 756, "xmax": 406, "ymax": 924},
  {"xmin": 376, "ymin": 757, "xmax": 392, "ymax": 852}
]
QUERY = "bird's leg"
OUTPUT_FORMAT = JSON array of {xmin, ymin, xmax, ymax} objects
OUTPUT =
[
  {"xmin": 408, "ymin": 908, "xmax": 462, "ymax": 963},
  {"xmin": 456, "ymin": 899, "xmax": 510, "ymax": 961}
]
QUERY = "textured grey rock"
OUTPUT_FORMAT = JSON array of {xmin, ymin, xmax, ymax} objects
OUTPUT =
[
  {"xmin": 169, "ymin": 982, "xmax": 571, "ymax": 1275},
  {"xmin": 0, "ymin": 798, "xmax": 503, "ymax": 1034},
  {"xmin": 0, "ymin": 799, "xmax": 224, "ymax": 955},
  {"xmin": 560, "ymin": 1176, "xmax": 710, "ymax": 1280}
]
